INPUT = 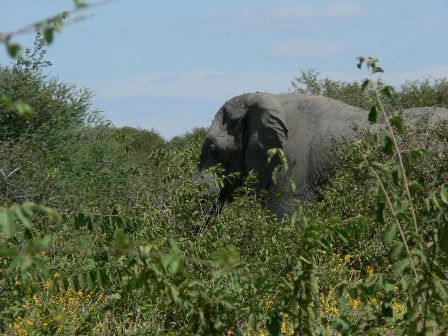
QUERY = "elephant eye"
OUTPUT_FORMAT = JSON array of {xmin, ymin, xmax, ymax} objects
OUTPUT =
[{"xmin": 209, "ymin": 143, "xmax": 217, "ymax": 152}]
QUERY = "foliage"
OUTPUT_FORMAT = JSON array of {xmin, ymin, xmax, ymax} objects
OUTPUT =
[
  {"xmin": 0, "ymin": 34, "xmax": 98, "ymax": 142},
  {"xmin": 1, "ymin": 50, "xmax": 448, "ymax": 335},
  {"xmin": 291, "ymin": 69, "xmax": 448, "ymax": 111},
  {"xmin": 170, "ymin": 127, "xmax": 207, "ymax": 149}
]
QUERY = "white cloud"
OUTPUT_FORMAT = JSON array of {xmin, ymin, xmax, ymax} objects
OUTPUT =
[
  {"xmin": 205, "ymin": 2, "xmax": 365, "ymax": 29},
  {"xmin": 94, "ymin": 71, "xmax": 293, "ymax": 101}
]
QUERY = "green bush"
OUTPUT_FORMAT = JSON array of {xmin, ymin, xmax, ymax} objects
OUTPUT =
[
  {"xmin": 291, "ymin": 69, "xmax": 448, "ymax": 111},
  {"xmin": 1, "ymin": 48, "xmax": 448, "ymax": 335}
]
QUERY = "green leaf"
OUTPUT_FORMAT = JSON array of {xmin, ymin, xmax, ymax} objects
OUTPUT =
[
  {"xmin": 335, "ymin": 317, "xmax": 350, "ymax": 331},
  {"xmin": 366, "ymin": 57, "xmax": 378, "ymax": 68},
  {"xmin": 30, "ymin": 236, "xmax": 50, "ymax": 250},
  {"xmin": 390, "ymin": 115, "xmax": 404, "ymax": 134},
  {"xmin": 161, "ymin": 240, "xmax": 181, "ymax": 274},
  {"xmin": 365, "ymin": 274, "xmax": 379, "ymax": 287},
  {"xmin": 400, "ymin": 277, "xmax": 408, "ymax": 291},
  {"xmin": 393, "ymin": 259, "xmax": 410, "ymax": 274},
  {"xmin": 336, "ymin": 296, "xmax": 347, "ymax": 311},
  {"xmin": 77, "ymin": 274, "xmax": 86, "ymax": 289},
  {"xmin": 68, "ymin": 276, "xmax": 77, "ymax": 292},
  {"xmin": 170, "ymin": 285, "xmax": 180, "ymax": 304},
  {"xmin": 216, "ymin": 245, "xmax": 240, "ymax": 268},
  {"xmin": 44, "ymin": 27, "xmax": 54, "ymax": 44},
  {"xmin": 114, "ymin": 230, "xmax": 130, "ymax": 250},
  {"xmin": 361, "ymin": 79, "xmax": 371, "ymax": 93},
  {"xmin": 432, "ymin": 195, "xmax": 440, "ymax": 209},
  {"xmin": 6, "ymin": 42, "xmax": 21, "ymax": 58},
  {"xmin": 431, "ymin": 266, "xmax": 448, "ymax": 281},
  {"xmin": 381, "ymin": 301, "xmax": 393, "ymax": 317},
  {"xmin": 74, "ymin": 0, "xmax": 87, "ymax": 9},
  {"xmin": 392, "ymin": 167, "xmax": 402, "ymax": 186},
  {"xmin": 0, "ymin": 209, "xmax": 15, "ymax": 238},
  {"xmin": 433, "ymin": 277, "xmax": 448, "ymax": 299},
  {"xmin": 52, "ymin": 12, "xmax": 68, "ymax": 31},
  {"xmin": 15, "ymin": 101, "xmax": 34, "ymax": 119},
  {"xmin": 411, "ymin": 248, "xmax": 427, "ymax": 264},
  {"xmin": 441, "ymin": 224, "xmax": 448, "ymax": 252},
  {"xmin": 310, "ymin": 273, "xmax": 319, "ymax": 295},
  {"xmin": 383, "ymin": 223, "xmax": 398, "ymax": 244},
  {"xmin": 96, "ymin": 269, "xmax": 104, "ymax": 287},
  {"xmin": 388, "ymin": 242, "xmax": 404, "ymax": 260},
  {"xmin": 383, "ymin": 135, "xmax": 393, "ymax": 155},
  {"xmin": 440, "ymin": 187, "xmax": 448, "ymax": 205},
  {"xmin": 332, "ymin": 227, "xmax": 349, "ymax": 243},
  {"xmin": 369, "ymin": 105, "xmax": 379, "ymax": 123},
  {"xmin": 214, "ymin": 319, "xmax": 223, "ymax": 330},
  {"xmin": 0, "ymin": 94, "xmax": 12, "ymax": 108},
  {"xmin": 266, "ymin": 312, "xmax": 281, "ymax": 336},
  {"xmin": 381, "ymin": 85, "xmax": 394, "ymax": 98},
  {"xmin": 375, "ymin": 200, "xmax": 385, "ymax": 224},
  {"xmin": 356, "ymin": 56, "xmax": 365, "ymax": 69},
  {"xmin": 248, "ymin": 313, "xmax": 257, "ymax": 329},
  {"xmin": 425, "ymin": 319, "xmax": 439, "ymax": 329},
  {"xmin": 384, "ymin": 281, "xmax": 395, "ymax": 294},
  {"xmin": 15, "ymin": 208, "xmax": 32, "ymax": 230},
  {"xmin": 371, "ymin": 161, "xmax": 390, "ymax": 174},
  {"xmin": 372, "ymin": 66, "xmax": 384, "ymax": 74}
]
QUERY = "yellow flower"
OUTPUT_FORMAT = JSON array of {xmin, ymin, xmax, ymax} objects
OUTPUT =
[
  {"xmin": 77, "ymin": 290, "xmax": 84, "ymax": 298},
  {"xmin": 392, "ymin": 302, "xmax": 404, "ymax": 313},
  {"xmin": 43, "ymin": 280, "xmax": 51, "ymax": 290},
  {"xmin": 264, "ymin": 298, "xmax": 273, "ymax": 310},
  {"xmin": 280, "ymin": 315, "xmax": 294, "ymax": 335},
  {"xmin": 56, "ymin": 326, "xmax": 63, "ymax": 334},
  {"xmin": 320, "ymin": 295, "xmax": 339, "ymax": 315},
  {"xmin": 348, "ymin": 299, "xmax": 361, "ymax": 310},
  {"xmin": 365, "ymin": 266, "xmax": 374, "ymax": 275},
  {"xmin": 33, "ymin": 295, "xmax": 40, "ymax": 304},
  {"xmin": 53, "ymin": 272, "xmax": 60, "ymax": 279},
  {"xmin": 344, "ymin": 254, "xmax": 351, "ymax": 262}
]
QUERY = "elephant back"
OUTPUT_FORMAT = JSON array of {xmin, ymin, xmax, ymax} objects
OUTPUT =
[{"xmin": 402, "ymin": 107, "xmax": 448, "ymax": 126}]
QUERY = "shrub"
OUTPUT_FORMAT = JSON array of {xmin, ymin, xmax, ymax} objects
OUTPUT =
[{"xmin": 1, "ymin": 51, "xmax": 448, "ymax": 335}]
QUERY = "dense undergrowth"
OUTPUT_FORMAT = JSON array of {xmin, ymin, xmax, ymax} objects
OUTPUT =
[{"xmin": 1, "ymin": 39, "xmax": 448, "ymax": 335}]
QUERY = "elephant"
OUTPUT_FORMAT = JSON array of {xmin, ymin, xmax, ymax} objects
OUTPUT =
[{"xmin": 197, "ymin": 92, "xmax": 448, "ymax": 217}]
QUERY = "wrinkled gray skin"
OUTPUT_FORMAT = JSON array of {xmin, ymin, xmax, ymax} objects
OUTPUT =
[{"xmin": 198, "ymin": 93, "xmax": 448, "ymax": 217}]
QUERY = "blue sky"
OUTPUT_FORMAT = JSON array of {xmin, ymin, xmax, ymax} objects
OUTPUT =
[{"xmin": 1, "ymin": 0, "xmax": 448, "ymax": 138}]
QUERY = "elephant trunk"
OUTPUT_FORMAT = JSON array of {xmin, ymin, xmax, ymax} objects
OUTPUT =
[
  {"xmin": 193, "ymin": 171, "xmax": 224, "ymax": 217},
  {"xmin": 193, "ymin": 171, "xmax": 219, "ymax": 197}
]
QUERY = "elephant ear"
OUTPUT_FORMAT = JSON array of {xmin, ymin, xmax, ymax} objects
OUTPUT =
[{"xmin": 242, "ymin": 94, "xmax": 288, "ymax": 191}]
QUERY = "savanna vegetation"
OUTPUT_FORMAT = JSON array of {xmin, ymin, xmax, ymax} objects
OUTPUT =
[{"xmin": 1, "ymin": 35, "xmax": 448, "ymax": 335}]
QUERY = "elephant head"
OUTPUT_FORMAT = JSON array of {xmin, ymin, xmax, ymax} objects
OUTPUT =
[{"xmin": 197, "ymin": 93, "xmax": 289, "ymax": 210}]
